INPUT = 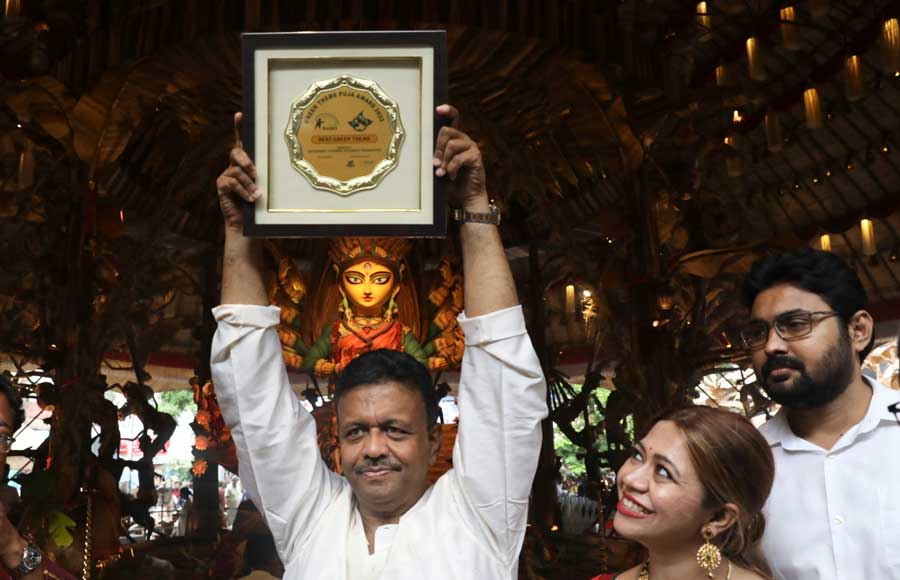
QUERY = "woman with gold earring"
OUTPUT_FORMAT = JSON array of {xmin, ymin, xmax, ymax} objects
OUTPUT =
[{"xmin": 591, "ymin": 406, "xmax": 774, "ymax": 580}]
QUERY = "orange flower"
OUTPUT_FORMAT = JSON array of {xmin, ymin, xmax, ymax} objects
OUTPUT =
[
  {"xmin": 195, "ymin": 410, "xmax": 211, "ymax": 428},
  {"xmin": 194, "ymin": 435, "xmax": 209, "ymax": 451},
  {"xmin": 191, "ymin": 459, "xmax": 208, "ymax": 477}
]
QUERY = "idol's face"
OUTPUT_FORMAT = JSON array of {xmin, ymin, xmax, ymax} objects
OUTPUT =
[
  {"xmin": 341, "ymin": 260, "xmax": 396, "ymax": 316},
  {"xmin": 337, "ymin": 381, "xmax": 440, "ymax": 518},
  {"xmin": 613, "ymin": 421, "xmax": 713, "ymax": 550}
]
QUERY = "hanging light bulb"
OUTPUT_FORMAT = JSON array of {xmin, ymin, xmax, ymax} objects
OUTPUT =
[
  {"xmin": 697, "ymin": 2, "xmax": 711, "ymax": 41},
  {"xmin": 723, "ymin": 135, "xmax": 743, "ymax": 176},
  {"xmin": 803, "ymin": 88, "xmax": 823, "ymax": 129},
  {"xmin": 780, "ymin": 6, "xmax": 802, "ymax": 50},
  {"xmin": 565, "ymin": 284, "xmax": 576, "ymax": 317},
  {"xmin": 765, "ymin": 110, "xmax": 783, "ymax": 152},
  {"xmin": 860, "ymin": 219, "xmax": 877, "ymax": 256},
  {"xmin": 4, "ymin": 0, "xmax": 21, "ymax": 20},
  {"xmin": 820, "ymin": 234, "xmax": 832, "ymax": 252},
  {"xmin": 715, "ymin": 64, "xmax": 732, "ymax": 86},
  {"xmin": 747, "ymin": 37, "xmax": 766, "ymax": 81},
  {"xmin": 17, "ymin": 140, "xmax": 34, "ymax": 188},
  {"xmin": 882, "ymin": 18, "xmax": 900, "ymax": 74},
  {"xmin": 845, "ymin": 55, "xmax": 864, "ymax": 101}
]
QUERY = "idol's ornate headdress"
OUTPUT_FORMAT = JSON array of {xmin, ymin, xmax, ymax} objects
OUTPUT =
[{"xmin": 329, "ymin": 237, "xmax": 412, "ymax": 276}]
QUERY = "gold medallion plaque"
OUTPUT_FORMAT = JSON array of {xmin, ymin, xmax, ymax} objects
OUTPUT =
[{"xmin": 284, "ymin": 75, "xmax": 405, "ymax": 196}]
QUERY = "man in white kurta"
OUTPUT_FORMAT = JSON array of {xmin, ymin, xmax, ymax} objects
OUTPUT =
[{"xmin": 212, "ymin": 105, "xmax": 547, "ymax": 580}]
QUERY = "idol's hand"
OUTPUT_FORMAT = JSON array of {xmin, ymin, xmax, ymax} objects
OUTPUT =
[
  {"xmin": 215, "ymin": 112, "xmax": 261, "ymax": 231},
  {"xmin": 433, "ymin": 105, "xmax": 489, "ymax": 211}
]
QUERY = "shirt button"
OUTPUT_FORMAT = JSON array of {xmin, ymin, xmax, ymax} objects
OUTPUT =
[{"xmin": 833, "ymin": 515, "xmax": 845, "ymax": 525}]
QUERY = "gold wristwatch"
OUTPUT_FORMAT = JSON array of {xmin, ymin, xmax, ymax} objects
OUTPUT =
[{"xmin": 450, "ymin": 203, "xmax": 501, "ymax": 225}]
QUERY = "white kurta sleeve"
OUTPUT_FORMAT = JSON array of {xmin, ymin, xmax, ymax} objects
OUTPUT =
[
  {"xmin": 210, "ymin": 305, "xmax": 344, "ymax": 563},
  {"xmin": 452, "ymin": 305, "xmax": 548, "ymax": 565}
]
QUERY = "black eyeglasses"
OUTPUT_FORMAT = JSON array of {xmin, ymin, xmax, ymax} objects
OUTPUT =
[
  {"xmin": 740, "ymin": 311, "xmax": 839, "ymax": 349},
  {"xmin": 0, "ymin": 434, "xmax": 14, "ymax": 453}
]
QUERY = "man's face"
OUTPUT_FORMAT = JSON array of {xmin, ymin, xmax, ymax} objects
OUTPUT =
[
  {"xmin": 337, "ymin": 381, "xmax": 440, "ymax": 517},
  {"xmin": 750, "ymin": 284, "xmax": 857, "ymax": 409},
  {"xmin": 0, "ymin": 394, "xmax": 13, "ymax": 469}
]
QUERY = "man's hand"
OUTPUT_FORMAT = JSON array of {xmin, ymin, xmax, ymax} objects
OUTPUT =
[
  {"xmin": 0, "ymin": 504, "xmax": 28, "ymax": 572},
  {"xmin": 433, "ymin": 105, "xmax": 488, "ymax": 211},
  {"xmin": 215, "ymin": 112, "xmax": 261, "ymax": 231}
]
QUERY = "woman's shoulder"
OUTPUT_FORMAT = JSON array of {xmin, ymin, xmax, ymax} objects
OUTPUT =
[{"xmin": 730, "ymin": 564, "xmax": 770, "ymax": 580}]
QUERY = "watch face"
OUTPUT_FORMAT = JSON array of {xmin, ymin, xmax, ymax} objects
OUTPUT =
[
  {"xmin": 20, "ymin": 543, "xmax": 41, "ymax": 571},
  {"xmin": 22, "ymin": 544, "xmax": 41, "ymax": 570}
]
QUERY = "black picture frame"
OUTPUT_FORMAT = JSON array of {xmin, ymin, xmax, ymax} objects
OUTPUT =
[{"xmin": 241, "ymin": 30, "xmax": 448, "ymax": 238}]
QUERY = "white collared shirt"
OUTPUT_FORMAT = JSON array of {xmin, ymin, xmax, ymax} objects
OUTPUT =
[
  {"xmin": 210, "ymin": 304, "xmax": 547, "ymax": 580},
  {"xmin": 760, "ymin": 379, "xmax": 900, "ymax": 580}
]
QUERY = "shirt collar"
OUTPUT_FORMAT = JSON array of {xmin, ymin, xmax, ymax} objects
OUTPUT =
[
  {"xmin": 762, "ymin": 377, "xmax": 900, "ymax": 451},
  {"xmin": 867, "ymin": 377, "xmax": 900, "ymax": 424}
]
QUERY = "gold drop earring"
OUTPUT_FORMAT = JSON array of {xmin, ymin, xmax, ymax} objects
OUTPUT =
[{"xmin": 697, "ymin": 525, "xmax": 722, "ymax": 579}]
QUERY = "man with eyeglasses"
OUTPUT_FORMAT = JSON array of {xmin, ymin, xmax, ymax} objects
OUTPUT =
[{"xmin": 740, "ymin": 248, "xmax": 900, "ymax": 580}]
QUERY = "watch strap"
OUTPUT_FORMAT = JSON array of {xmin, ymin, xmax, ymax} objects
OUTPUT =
[{"xmin": 450, "ymin": 204, "xmax": 501, "ymax": 225}]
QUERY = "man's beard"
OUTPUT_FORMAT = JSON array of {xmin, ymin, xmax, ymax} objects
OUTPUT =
[{"xmin": 760, "ymin": 334, "xmax": 855, "ymax": 410}]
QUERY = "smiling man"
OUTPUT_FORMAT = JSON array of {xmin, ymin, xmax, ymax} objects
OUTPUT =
[
  {"xmin": 740, "ymin": 249, "xmax": 900, "ymax": 580},
  {"xmin": 211, "ymin": 105, "xmax": 547, "ymax": 580}
]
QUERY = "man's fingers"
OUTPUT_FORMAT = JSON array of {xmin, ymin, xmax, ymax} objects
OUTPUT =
[
  {"xmin": 233, "ymin": 112, "xmax": 244, "ymax": 149},
  {"xmin": 432, "ymin": 126, "xmax": 464, "ymax": 168},
  {"xmin": 229, "ymin": 147, "xmax": 258, "ymax": 181},
  {"xmin": 222, "ymin": 166, "xmax": 257, "ymax": 195},
  {"xmin": 436, "ymin": 104, "xmax": 460, "ymax": 128},
  {"xmin": 445, "ymin": 148, "xmax": 481, "ymax": 180},
  {"xmin": 441, "ymin": 138, "xmax": 471, "ymax": 165},
  {"xmin": 217, "ymin": 176, "xmax": 255, "ymax": 203}
]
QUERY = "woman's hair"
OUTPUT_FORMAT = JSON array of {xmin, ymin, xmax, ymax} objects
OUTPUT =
[{"xmin": 655, "ymin": 406, "xmax": 774, "ymax": 578}]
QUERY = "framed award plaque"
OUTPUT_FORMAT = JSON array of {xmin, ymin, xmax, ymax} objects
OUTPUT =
[{"xmin": 241, "ymin": 31, "xmax": 448, "ymax": 237}]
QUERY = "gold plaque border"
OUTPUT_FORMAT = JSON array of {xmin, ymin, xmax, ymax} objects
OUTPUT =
[
  {"xmin": 284, "ymin": 74, "xmax": 405, "ymax": 196},
  {"xmin": 266, "ymin": 57, "xmax": 425, "ymax": 213}
]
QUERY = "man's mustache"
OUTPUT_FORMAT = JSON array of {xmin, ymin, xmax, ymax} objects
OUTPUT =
[
  {"xmin": 354, "ymin": 459, "xmax": 401, "ymax": 474},
  {"xmin": 761, "ymin": 355, "xmax": 805, "ymax": 381}
]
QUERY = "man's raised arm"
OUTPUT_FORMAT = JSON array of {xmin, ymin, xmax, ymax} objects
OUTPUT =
[
  {"xmin": 211, "ymin": 113, "xmax": 343, "ymax": 562},
  {"xmin": 434, "ymin": 105, "xmax": 547, "ymax": 567},
  {"xmin": 433, "ymin": 105, "xmax": 517, "ymax": 316}
]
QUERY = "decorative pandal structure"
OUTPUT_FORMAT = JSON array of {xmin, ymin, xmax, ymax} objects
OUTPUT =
[
  {"xmin": 764, "ymin": 110, "xmax": 783, "ymax": 152},
  {"xmin": 809, "ymin": 0, "xmax": 829, "ymax": 19}
]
